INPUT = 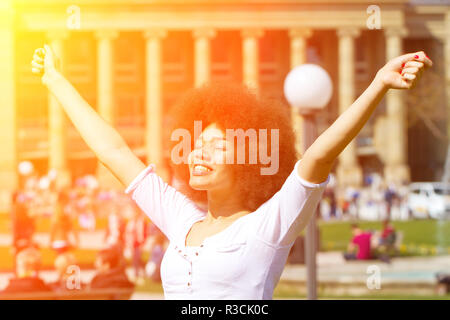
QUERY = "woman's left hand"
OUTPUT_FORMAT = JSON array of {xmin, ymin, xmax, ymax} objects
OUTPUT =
[{"xmin": 376, "ymin": 51, "xmax": 433, "ymax": 90}]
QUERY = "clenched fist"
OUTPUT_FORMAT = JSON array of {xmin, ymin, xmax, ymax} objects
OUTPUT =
[
  {"xmin": 376, "ymin": 51, "xmax": 433, "ymax": 90},
  {"xmin": 31, "ymin": 44, "xmax": 60, "ymax": 85}
]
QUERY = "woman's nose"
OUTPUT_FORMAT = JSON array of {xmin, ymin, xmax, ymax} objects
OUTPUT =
[{"xmin": 193, "ymin": 147, "xmax": 211, "ymax": 162}]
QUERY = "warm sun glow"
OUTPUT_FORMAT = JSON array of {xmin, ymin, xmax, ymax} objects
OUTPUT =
[{"xmin": 0, "ymin": 0, "xmax": 447, "ymax": 304}]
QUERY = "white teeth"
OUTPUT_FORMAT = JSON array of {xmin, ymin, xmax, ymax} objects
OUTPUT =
[{"xmin": 194, "ymin": 165, "xmax": 211, "ymax": 172}]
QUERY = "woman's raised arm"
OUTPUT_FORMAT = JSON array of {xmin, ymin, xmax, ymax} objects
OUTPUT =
[
  {"xmin": 31, "ymin": 45, "xmax": 145, "ymax": 186},
  {"xmin": 298, "ymin": 51, "xmax": 433, "ymax": 184}
]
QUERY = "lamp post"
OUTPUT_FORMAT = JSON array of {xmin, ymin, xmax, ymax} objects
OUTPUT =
[{"xmin": 284, "ymin": 64, "xmax": 333, "ymax": 300}]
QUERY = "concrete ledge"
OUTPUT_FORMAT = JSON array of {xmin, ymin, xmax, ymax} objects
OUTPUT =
[{"xmin": 278, "ymin": 278, "xmax": 440, "ymax": 296}]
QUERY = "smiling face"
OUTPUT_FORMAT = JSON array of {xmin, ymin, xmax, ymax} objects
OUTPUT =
[{"xmin": 188, "ymin": 123, "xmax": 235, "ymax": 192}]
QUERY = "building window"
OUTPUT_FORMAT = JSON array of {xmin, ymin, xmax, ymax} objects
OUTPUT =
[
  {"xmin": 114, "ymin": 32, "xmax": 145, "ymax": 128},
  {"xmin": 259, "ymin": 30, "xmax": 289, "ymax": 101},
  {"xmin": 211, "ymin": 31, "xmax": 242, "ymax": 83},
  {"xmin": 162, "ymin": 31, "xmax": 194, "ymax": 111}
]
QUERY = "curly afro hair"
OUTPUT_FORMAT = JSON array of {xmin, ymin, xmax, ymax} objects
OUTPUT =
[{"xmin": 166, "ymin": 82, "xmax": 298, "ymax": 212}]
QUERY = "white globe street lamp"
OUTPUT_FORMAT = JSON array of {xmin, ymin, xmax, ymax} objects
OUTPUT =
[
  {"xmin": 284, "ymin": 64, "xmax": 333, "ymax": 300},
  {"xmin": 284, "ymin": 64, "xmax": 333, "ymax": 114}
]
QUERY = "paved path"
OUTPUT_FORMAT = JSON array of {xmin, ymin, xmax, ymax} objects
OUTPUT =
[
  {"xmin": 282, "ymin": 252, "xmax": 450, "ymax": 284},
  {"xmin": 0, "ymin": 268, "xmax": 165, "ymax": 300},
  {"xmin": 0, "ymin": 253, "xmax": 448, "ymax": 299},
  {"xmin": 130, "ymin": 292, "xmax": 164, "ymax": 300}
]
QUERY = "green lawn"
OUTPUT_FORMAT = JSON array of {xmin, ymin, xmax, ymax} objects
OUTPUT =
[
  {"xmin": 0, "ymin": 216, "xmax": 449, "ymax": 270},
  {"xmin": 2, "ymin": 212, "xmax": 448, "ymax": 254},
  {"xmin": 319, "ymin": 219, "xmax": 450, "ymax": 255}
]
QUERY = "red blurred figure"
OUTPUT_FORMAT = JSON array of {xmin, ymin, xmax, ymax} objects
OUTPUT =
[{"xmin": 343, "ymin": 224, "xmax": 372, "ymax": 260}]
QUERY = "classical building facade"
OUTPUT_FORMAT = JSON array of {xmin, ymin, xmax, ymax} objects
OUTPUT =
[{"xmin": 0, "ymin": 0, "xmax": 448, "ymax": 209}]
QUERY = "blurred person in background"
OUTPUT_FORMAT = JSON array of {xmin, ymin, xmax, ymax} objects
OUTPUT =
[
  {"xmin": 50, "ymin": 191, "xmax": 79, "ymax": 256},
  {"xmin": 74, "ymin": 178, "xmax": 97, "ymax": 231},
  {"xmin": 336, "ymin": 189, "xmax": 346, "ymax": 220},
  {"xmin": 0, "ymin": 247, "xmax": 52, "ymax": 294},
  {"xmin": 343, "ymin": 224, "xmax": 372, "ymax": 261},
  {"xmin": 320, "ymin": 185, "xmax": 337, "ymax": 221},
  {"xmin": 384, "ymin": 183, "xmax": 397, "ymax": 220},
  {"xmin": 436, "ymin": 272, "xmax": 450, "ymax": 295},
  {"xmin": 48, "ymin": 252, "xmax": 84, "ymax": 291},
  {"xmin": 104, "ymin": 206, "xmax": 126, "ymax": 250},
  {"xmin": 380, "ymin": 219, "xmax": 396, "ymax": 246},
  {"xmin": 372, "ymin": 219, "xmax": 397, "ymax": 262},
  {"xmin": 11, "ymin": 190, "xmax": 36, "ymax": 274},
  {"xmin": 90, "ymin": 246, "xmax": 134, "ymax": 289},
  {"xmin": 35, "ymin": 175, "xmax": 58, "ymax": 218},
  {"xmin": 398, "ymin": 181, "xmax": 410, "ymax": 220},
  {"xmin": 349, "ymin": 188, "xmax": 361, "ymax": 219},
  {"xmin": 145, "ymin": 224, "xmax": 167, "ymax": 283},
  {"xmin": 125, "ymin": 206, "xmax": 149, "ymax": 283}
]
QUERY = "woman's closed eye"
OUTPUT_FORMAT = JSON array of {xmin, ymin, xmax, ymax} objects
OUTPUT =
[
  {"xmin": 214, "ymin": 141, "xmax": 227, "ymax": 151},
  {"xmin": 195, "ymin": 139, "xmax": 227, "ymax": 151}
]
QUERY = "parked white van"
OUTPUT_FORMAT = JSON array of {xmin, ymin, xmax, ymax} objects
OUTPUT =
[{"xmin": 408, "ymin": 183, "xmax": 450, "ymax": 219}]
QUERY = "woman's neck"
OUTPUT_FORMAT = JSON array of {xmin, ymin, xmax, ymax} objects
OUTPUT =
[{"xmin": 205, "ymin": 188, "xmax": 249, "ymax": 223}]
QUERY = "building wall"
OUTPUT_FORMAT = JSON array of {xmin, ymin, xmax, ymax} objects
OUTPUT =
[{"xmin": 0, "ymin": 0, "xmax": 448, "ymax": 210}]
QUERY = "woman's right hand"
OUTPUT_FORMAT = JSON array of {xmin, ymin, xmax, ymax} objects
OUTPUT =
[{"xmin": 31, "ymin": 44, "xmax": 60, "ymax": 85}]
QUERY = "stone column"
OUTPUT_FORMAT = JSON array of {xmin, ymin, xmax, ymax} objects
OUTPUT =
[
  {"xmin": 336, "ymin": 27, "xmax": 363, "ymax": 188},
  {"xmin": 144, "ymin": 29, "xmax": 169, "ymax": 182},
  {"xmin": 241, "ymin": 29, "xmax": 264, "ymax": 94},
  {"xmin": 384, "ymin": 28, "xmax": 410, "ymax": 185},
  {"xmin": 95, "ymin": 30, "xmax": 121, "ymax": 189},
  {"xmin": 47, "ymin": 30, "xmax": 71, "ymax": 189},
  {"xmin": 193, "ymin": 28, "xmax": 216, "ymax": 87},
  {"xmin": 0, "ymin": 1, "xmax": 17, "ymax": 211},
  {"xmin": 289, "ymin": 28, "xmax": 312, "ymax": 156}
]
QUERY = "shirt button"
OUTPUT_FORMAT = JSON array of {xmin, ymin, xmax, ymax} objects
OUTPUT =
[
  {"xmin": 178, "ymin": 250, "xmax": 182, "ymax": 253},
  {"xmin": 200, "ymin": 244, "xmax": 204, "ymax": 247},
  {"xmin": 188, "ymin": 272, "xmax": 191, "ymax": 275},
  {"xmin": 195, "ymin": 252, "xmax": 199, "ymax": 256},
  {"xmin": 187, "ymin": 282, "xmax": 191, "ymax": 286}
]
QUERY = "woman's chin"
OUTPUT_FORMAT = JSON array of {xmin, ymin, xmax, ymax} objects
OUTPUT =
[{"xmin": 189, "ymin": 176, "xmax": 212, "ymax": 190}]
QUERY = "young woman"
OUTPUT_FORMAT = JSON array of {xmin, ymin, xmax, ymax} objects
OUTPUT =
[{"xmin": 31, "ymin": 45, "xmax": 431, "ymax": 299}]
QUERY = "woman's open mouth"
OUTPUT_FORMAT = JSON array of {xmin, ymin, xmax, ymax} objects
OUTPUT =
[{"xmin": 192, "ymin": 164, "xmax": 213, "ymax": 176}]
